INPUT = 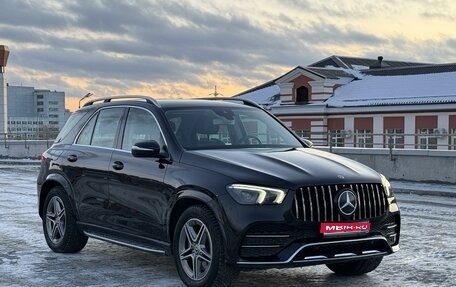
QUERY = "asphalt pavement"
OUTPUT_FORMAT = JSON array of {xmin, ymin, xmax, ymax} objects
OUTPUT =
[{"xmin": 0, "ymin": 165, "xmax": 455, "ymax": 287}]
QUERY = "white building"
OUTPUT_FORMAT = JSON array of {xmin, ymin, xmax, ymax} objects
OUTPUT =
[
  {"xmin": 236, "ymin": 56, "xmax": 456, "ymax": 150},
  {"xmin": 7, "ymin": 85, "xmax": 69, "ymax": 138},
  {"xmin": 0, "ymin": 45, "xmax": 9, "ymax": 133}
]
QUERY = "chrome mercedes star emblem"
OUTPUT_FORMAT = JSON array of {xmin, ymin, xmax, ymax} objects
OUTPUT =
[{"xmin": 337, "ymin": 189, "xmax": 357, "ymax": 216}]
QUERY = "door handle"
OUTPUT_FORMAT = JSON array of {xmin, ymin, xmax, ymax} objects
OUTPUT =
[
  {"xmin": 67, "ymin": 154, "xmax": 78, "ymax": 162},
  {"xmin": 112, "ymin": 161, "xmax": 124, "ymax": 170}
]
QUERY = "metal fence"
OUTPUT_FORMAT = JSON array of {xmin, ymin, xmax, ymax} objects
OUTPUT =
[
  {"xmin": 0, "ymin": 133, "xmax": 54, "ymax": 149},
  {"xmin": 294, "ymin": 130, "xmax": 456, "ymax": 151}
]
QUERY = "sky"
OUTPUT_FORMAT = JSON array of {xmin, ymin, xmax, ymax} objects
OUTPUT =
[{"xmin": 1, "ymin": 0, "xmax": 455, "ymax": 111}]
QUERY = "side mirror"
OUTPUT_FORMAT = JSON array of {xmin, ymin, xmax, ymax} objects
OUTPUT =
[
  {"xmin": 301, "ymin": 138, "xmax": 314, "ymax": 148},
  {"xmin": 131, "ymin": 140, "xmax": 168, "ymax": 158}
]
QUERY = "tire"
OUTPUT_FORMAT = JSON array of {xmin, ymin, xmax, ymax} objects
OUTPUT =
[
  {"xmin": 326, "ymin": 256, "xmax": 383, "ymax": 276},
  {"xmin": 173, "ymin": 205, "xmax": 239, "ymax": 287},
  {"xmin": 42, "ymin": 186, "xmax": 88, "ymax": 253}
]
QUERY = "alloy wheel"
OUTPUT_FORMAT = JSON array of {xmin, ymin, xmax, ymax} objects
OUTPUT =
[
  {"xmin": 178, "ymin": 218, "xmax": 213, "ymax": 281},
  {"xmin": 45, "ymin": 196, "xmax": 66, "ymax": 244}
]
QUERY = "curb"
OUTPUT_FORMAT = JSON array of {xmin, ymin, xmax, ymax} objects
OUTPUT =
[{"xmin": 393, "ymin": 188, "xmax": 456, "ymax": 198}]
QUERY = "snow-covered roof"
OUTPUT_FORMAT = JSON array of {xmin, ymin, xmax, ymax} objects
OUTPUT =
[
  {"xmin": 236, "ymin": 84, "xmax": 281, "ymax": 107},
  {"xmin": 327, "ymin": 72, "xmax": 456, "ymax": 107}
]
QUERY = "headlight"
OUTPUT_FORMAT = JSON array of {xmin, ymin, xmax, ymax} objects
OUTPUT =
[
  {"xmin": 380, "ymin": 174, "xmax": 394, "ymax": 198},
  {"xmin": 226, "ymin": 184, "xmax": 287, "ymax": 204}
]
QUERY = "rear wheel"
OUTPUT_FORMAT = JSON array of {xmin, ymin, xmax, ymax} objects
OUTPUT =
[
  {"xmin": 173, "ymin": 205, "xmax": 238, "ymax": 287},
  {"xmin": 43, "ymin": 186, "xmax": 88, "ymax": 253},
  {"xmin": 326, "ymin": 257, "xmax": 383, "ymax": 275}
]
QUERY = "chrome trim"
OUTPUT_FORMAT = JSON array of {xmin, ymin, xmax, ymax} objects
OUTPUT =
[
  {"xmin": 245, "ymin": 235, "xmax": 290, "ymax": 238},
  {"xmin": 334, "ymin": 252, "xmax": 356, "ymax": 257},
  {"xmin": 308, "ymin": 187, "xmax": 313, "ymax": 222},
  {"xmin": 73, "ymin": 105, "xmax": 169, "ymax": 152},
  {"xmin": 384, "ymin": 224, "xmax": 397, "ymax": 229},
  {"xmin": 362, "ymin": 250, "xmax": 381, "ymax": 255},
  {"xmin": 241, "ymin": 245, "xmax": 282, "ymax": 248},
  {"xmin": 237, "ymin": 235, "xmax": 390, "ymax": 265},
  {"xmin": 314, "ymin": 186, "xmax": 320, "ymax": 222},
  {"xmin": 392, "ymin": 244, "xmax": 400, "ymax": 252},
  {"xmin": 84, "ymin": 231, "xmax": 165, "ymax": 254},
  {"xmin": 329, "ymin": 185, "xmax": 334, "ymax": 221},
  {"xmin": 304, "ymin": 255, "xmax": 327, "ymax": 260},
  {"xmin": 301, "ymin": 187, "xmax": 306, "ymax": 220}
]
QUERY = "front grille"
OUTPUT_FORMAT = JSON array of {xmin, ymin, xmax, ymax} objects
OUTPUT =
[{"xmin": 293, "ymin": 183, "xmax": 388, "ymax": 222}]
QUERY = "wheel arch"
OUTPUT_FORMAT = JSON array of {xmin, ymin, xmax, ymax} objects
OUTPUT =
[
  {"xmin": 39, "ymin": 173, "xmax": 78, "ymax": 220},
  {"xmin": 167, "ymin": 190, "xmax": 227, "ymax": 255}
]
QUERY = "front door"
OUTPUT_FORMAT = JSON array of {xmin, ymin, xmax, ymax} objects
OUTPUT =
[{"xmin": 107, "ymin": 107, "xmax": 170, "ymax": 243}]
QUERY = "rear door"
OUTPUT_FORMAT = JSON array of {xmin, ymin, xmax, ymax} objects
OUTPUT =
[{"xmin": 61, "ymin": 107, "xmax": 125, "ymax": 227}]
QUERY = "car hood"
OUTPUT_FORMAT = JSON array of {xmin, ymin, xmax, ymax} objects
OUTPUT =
[{"xmin": 181, "ymin": 147, "xmax": 381, "ymax": 190}]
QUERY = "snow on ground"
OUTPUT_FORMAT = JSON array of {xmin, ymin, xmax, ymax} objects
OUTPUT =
[{"xmin": 0, "ymin": 166, "xmax": 455, "ymax": 286}]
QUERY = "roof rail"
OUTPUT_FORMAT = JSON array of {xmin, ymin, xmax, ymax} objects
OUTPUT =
[
  {"xmin": 83, "ymin": 95, "xmax": 161, "ymax": 107},
  {"xmin": 199, "ymin": 97, "xmax": 264, "ymax": 110}
]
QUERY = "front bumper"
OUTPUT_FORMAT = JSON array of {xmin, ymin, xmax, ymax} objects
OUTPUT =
[
  {"xmin": 237, "ymin": 235, "xmax": 398, "ymax": 268},
  {"xmin": 217, "ymin": 191, "xmax": 400, "ymax": 268}
]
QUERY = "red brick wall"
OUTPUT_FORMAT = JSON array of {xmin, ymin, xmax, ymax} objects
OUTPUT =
[
  {"xmin": 415, "ymin": 116, "xmax": 437, "ymax": 129},
  {"xmin": 449, "ymin": 115, "xmax": 456, "ymax": 128},
  {"xmin": 354, "ymin": 117, "xmax": 373, "ymax": 130},
  {"xmin": 292, "ymin": 75, "xmax": 313, "ymax": 101},
  {"xmin": 384, "ymin": 117, "xmax": 404, "ymax": 130},
  {"xmin": 291, "ymin": 119, "xmax": 311, "ymax": 130},
  {"xmin": 327, "ymin": 118, "xmax": 344, "ymax": 130}
]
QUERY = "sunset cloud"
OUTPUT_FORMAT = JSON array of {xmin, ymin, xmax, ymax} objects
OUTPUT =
[{"xmin": 1, "ymin": 0, "xmax": 455, "ymax": 111}]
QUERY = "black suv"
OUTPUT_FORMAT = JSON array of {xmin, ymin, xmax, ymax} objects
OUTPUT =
[{"xmin": 37, "ymin": 96, "xmax": 400, "ymax": 286}]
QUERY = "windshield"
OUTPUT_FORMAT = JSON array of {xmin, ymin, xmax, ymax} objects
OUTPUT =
[{"xmin": 164, "ymin": 106, "xmax": 302, "ymax": 150}]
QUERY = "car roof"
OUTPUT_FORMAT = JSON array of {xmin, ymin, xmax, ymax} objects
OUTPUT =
[{"xmin": 79, "ymin": 97, "xmax": 259, "ymax": 111}]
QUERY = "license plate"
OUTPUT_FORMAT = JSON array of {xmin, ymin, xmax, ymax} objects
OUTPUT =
[{"xmin": 320, "ymin": 222, "xmax": 371, "ymax": 235}]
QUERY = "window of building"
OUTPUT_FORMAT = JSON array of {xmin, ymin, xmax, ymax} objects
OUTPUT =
[
  {"xmin": 48, "ymin": 101, "xmax": 59, "ymax": 105},
  {"xmin": 49, "ymin": 108, "xmax": 59, "ymax": 112},
  {"xmin": 385, "ymin": 129, "xmax": 404, "ymax": 148},
  {"xmin": 417, "ymin": 128, "xmax": 437, "ymax": 149},
  {"xmin": 330, "ymin": 130, "xmax": 345, "ymax": 147},
  {"xmin": 37, "ymin": 95, "xmax": 43, "ymax": 99},
  {"xmin": 450, "ymin": 128, "xmax": 456, "ymax": 150},
  {"xmin": 37, "ymin": 108, "xmax": 44, "ymax": 112},
  {"xmin": 296, "ymin": 86, "xmax": 309, "ymax": 104},
  {"xmin": 22, "ymin": 121, "xmax": 27, "ymax": 124},
  {"xmin": 355, "ymin": 129, "xmax": 373, "ymax": 148},
  {"xmin": 49, "ymin": 121, "xmax": 59, "ymax": 125},
  {"xmin": 49, "ymin": 114, "xmax": 59, "ymax": 118},
  {"xmin": 37, "ymin": 101, "xmax": 44, "ymax": 106}
]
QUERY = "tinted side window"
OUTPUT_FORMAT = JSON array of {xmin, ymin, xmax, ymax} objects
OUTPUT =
[
  {"xmin": 55, "ymin": 111, "xmax": 87, "ymax": 143},
  {"xmin": 76, "ymin": 108, "xmax": 123, "ymax": 147},
  {"xmin": 121, "ymin": 108, "xmax": 164, "ymax": 151},
  {"xmin": 76, "ymin": 113, "xmax": 98, "ymax": 145},
  {"xmin": 91, "ymin": 108, "xmax": 123, "ymax": 148}
]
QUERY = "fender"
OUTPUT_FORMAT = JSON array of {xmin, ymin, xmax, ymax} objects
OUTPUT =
[
  {"xmin": 166, "ymin": 189, "xmax": 229, "ymax": 257},
  {"xmin": 40, "ymin": 172, "xmax": 80, "ymax": 220}
]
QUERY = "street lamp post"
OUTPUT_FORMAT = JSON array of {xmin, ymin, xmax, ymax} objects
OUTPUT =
[{"xmin": 78, "ymin": 93, "xmax": 93, "ymax": 108}]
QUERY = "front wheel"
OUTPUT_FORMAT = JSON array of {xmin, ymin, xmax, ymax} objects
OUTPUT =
[
  {"xmin": 326, "ymin": 256, "xmax": 383, "ymax": 275},
  {"xmin": 173, "ymin": 205, "xmax": 238, "ymax": 287},
  {"xmin": 43, "ymin": 186, "xmax": 88, "ymax": 253}
]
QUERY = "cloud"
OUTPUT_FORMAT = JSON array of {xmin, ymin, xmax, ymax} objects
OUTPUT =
[{"xmin": 1, "ymin": 0, "xmax": 456, "ymax": 111}]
